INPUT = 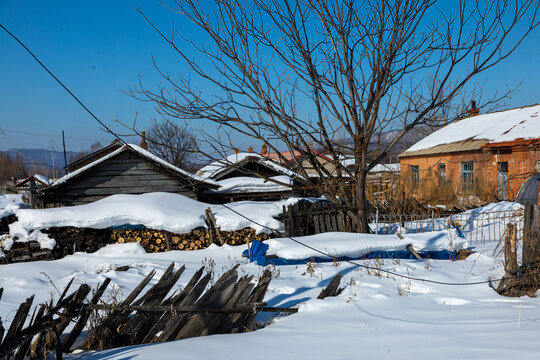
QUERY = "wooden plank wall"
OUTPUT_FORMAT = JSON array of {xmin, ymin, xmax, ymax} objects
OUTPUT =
[{"xmin": 49, "ymin": 151, "xmax": 198, "ymax": 206}]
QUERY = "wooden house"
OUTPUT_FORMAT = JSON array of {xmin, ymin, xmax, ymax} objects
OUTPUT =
[
  {"xmin": 39, "ymin": 143, "xmax": 219, "ymax": 207},
  {"xmin": 197, "ymin": 150, "xmax": 307, "ymax": 202},
  {"xmin": 399, "ymin": 103, "xmax": 540, "ymax": 203}
]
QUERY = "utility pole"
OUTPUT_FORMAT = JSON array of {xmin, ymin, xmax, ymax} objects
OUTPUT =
[{"xmin": 62, "ymin": 130, "xmax": 67, "ymax": 174}]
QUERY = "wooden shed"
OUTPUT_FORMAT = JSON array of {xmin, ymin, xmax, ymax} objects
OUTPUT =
[
  {"xmin": 39, "ymin": 143, "xmax": 219, "ymax": 207},
  {"xmin": 197, "ymin": 151, "xmax": 308, "ymax": 202}
]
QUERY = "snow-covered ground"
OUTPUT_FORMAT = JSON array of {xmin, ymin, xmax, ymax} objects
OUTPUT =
[{"xmin": 1, "ymin": 198, "xmax": 539, "ymax": 359}]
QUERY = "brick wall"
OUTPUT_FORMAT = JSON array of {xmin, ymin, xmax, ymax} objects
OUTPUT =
[{"xmin": 399, "ymin": 143, "xmax": 540, "ymax": 203}]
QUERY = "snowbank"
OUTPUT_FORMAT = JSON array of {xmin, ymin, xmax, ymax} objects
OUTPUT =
[
  {"xmin": 7, "ymin": 192, "xmax": 299, "ymax": 248},
  {"xmin": 0, "ymin": 194, "xmax": 28, "ymax": 218},
  {"xmin": 265, "ymin": 229, "xmax": 467, "ymax": 260},
  {"xmin": 461, "ymin": 201, "xmax": 523, "ymax": 213}
]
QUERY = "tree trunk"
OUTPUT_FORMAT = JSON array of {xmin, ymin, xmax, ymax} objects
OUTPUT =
[{"xmin": 355, "ymin": 172, "xmax": 370, "ymax": 233}]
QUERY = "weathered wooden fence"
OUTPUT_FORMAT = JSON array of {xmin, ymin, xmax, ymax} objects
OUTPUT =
[
  {"xmin": 497, "ymin": 202, "xmax": 540, "ymax": 297},
  {"xmin": 281, "ymin": 202, "xmax": 354, "ymax": 236},
  {"xmin": 0, "ymin": 264, "xmax": 346, "ymax": 358},
  {"xmin": 280, "ymin": 199, "xmax": 452, "ymax": 237},
  {"xmin": 0, "ymin": 263, "xmax": 299, "ymax": 359}
]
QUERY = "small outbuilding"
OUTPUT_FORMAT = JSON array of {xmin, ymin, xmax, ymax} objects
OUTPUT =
[
  {"xmin": 39, "ymin": 143, "xmax": 219, "ymax": 207},
  {"xmin": 197, "ymin": 150, "xmax": 307, "ymax": 202}
]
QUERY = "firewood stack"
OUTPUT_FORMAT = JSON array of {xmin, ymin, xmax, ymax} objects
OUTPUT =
[
  {"xmin": 1, "ymin": 226, "xmax": 275, "ymax": 263},
  {"xmin": 111, "ymin": 227, "xmax": 272, "ymax": 252},
  {"xmin": 44, "ymin": 227, "xmax": 113, "ymax": 255}
]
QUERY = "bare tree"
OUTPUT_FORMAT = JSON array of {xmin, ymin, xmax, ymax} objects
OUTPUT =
[
  {"xmin": 69, "ymin": 141, "xmax": 103, "ymax": 163},
  {"xmin": 145, "ymin": 119, "xmax": 199, "ymax": 171},
  {"xmin": 0, "ymin": 152, "xmax": 27, "ymax": 185},
  {"xmin": 132, "ymin": 0, "xmax": 538, "ymax": 232}
]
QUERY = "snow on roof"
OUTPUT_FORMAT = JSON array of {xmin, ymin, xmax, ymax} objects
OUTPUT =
[
  {"xmin": 33, "ymin": 174, "xmax": 51, "ymax": 186},
  {"xmin": 208, "ymin": 175, "xmax": 293, "ymax": 194},
  {"xmin": 198, "ymin": 152, "xmax": 299, "ymax": 179},
  {"xmin": 48, "ymin": 144, "xmax": 218, "ymax": 189},
  {"xmin": 337, "ymin": 158, "xmax": 400, "ymax": 173},
  {"xmin": 14, "ymin": 174, "xmax": 51, "ymax": 188},
  {"xmin": 402, "ymin": 104, "xmax": 540, "ymax": 156},
  {"xmin": 369, "ymin": 163, "xmax": 400, "ymax": 173}
]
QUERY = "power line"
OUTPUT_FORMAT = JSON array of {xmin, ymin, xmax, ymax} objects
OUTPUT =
[{"xmin": 0, "ymin": 23, "xmax": 126, "ymax": 145}]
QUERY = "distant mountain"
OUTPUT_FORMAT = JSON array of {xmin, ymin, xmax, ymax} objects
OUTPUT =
[{"xmin": 4, "ymin": 148, "xmax": 82, "ymax": 172}]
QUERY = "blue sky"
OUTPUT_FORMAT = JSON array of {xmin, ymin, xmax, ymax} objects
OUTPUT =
[{"xmin": 1, "ymin": 0, "xmax": 539, "ymax": 152}]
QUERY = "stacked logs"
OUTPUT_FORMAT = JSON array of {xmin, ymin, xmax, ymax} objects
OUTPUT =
[
  {"xmin": 44, "ymin": 227, "xmax": 113, "ymax": 255},
  {"xmin": 0, "ymin": 241, "xmax": 54, "ymax": 264},
  {"xmin": 1, "ymin": 226, "xmax": 274, "ymax": 263},
  {"xmin": 111, "ymin": 227, "xmax": 272, "ymax": 252}
]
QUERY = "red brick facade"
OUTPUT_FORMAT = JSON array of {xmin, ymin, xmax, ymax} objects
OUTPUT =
[{"xmin": 400, "ymin": 139, "xmax": 540, "ymax": 202}]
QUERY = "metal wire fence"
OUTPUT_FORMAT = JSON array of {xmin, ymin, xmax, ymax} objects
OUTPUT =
[{"xmin": 371, "ymin": 208, "xmax": 524, "ymax": 245}]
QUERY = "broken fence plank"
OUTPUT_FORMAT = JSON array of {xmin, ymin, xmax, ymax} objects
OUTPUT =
[
  {"xmin": 317, "ymin": 273, "xmax": 343, "ymax": 299},
  {"xmin": 202, "ymin": 275, "xmax": 255, "ymax": 336},
  {"xmin": 156, "ymin": 272, "xmax": 212, "ymax": 343},
  {"xmin": 63, "ymin": 278, "xmax": 111, "ymax": 352},
  {"xmin": 174, "ymin": 266, "xmax": 240, "ymax": 340},
  {"xmin": 141, "ymin": 266, "xmax": 205, "ymax": 344},
  {"xmin": 118, "ymin": 264, "xmax": 185, "ymax": 346},
  {"xmin": 406, "ymin": 244, "xmax": 423, "ymax": 260},
  {"xmin": 2, "ymin": 295, "xmax": 34, "ymax": 345}
]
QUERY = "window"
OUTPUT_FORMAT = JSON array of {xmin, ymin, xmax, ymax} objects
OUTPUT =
[
  {"xmin": 461, "ymin": 161, "xmax": 474, "ymax": 191},
  {"xmin": 438, "ymin": 163, "xmax": 446, "ymax": 180},
  {"xmin": 410, "ymin": 165, "xmax": 419, "ymax": 191}
]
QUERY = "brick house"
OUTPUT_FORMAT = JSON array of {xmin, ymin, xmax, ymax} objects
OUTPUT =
[{"xmin": 399, "ymin": 103, "xmax": 540, "ymax": 203}]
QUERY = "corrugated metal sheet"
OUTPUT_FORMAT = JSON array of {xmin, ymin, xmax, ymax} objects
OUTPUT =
[{"xmin": 399, "ymin": 138, "xmax": 488, "ymax": 158}]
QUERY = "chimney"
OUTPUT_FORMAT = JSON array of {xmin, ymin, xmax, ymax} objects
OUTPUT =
[
  {"xmin": 140, "ymin": 131, "xmax": 148, "ymax": 150},
  {"xmin": 467, "ymin": 100, "xmax": 480, "ymax": 117},
  {"xmin": 248, "ymin": 146, "xmax": 253, "ymax": 153},
  {"xmin": 234, "ymin": 148, "xmax": 239, "ymax": 154},
  {"xmin": 261, "ymin": 144, "xmax": 268, "ymax": 155}
]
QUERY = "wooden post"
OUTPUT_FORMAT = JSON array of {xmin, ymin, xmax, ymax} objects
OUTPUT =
[
  {"xmin": 504, "ymin": 223, "xmax": 517, "ymax": 273},
  {"xmin": 406, "ymin": 244, "xmax": 423, "ymax": 260},
  {"xmin": 288, "ymin": 204, "xmax": 295, "ymax": 236},
  {"xmin": 205, "ymin": 208, "xmax": 223, "ymax": 246},
  {"xmin": 522, "ymin": 202, "xmax": 540, "ymax": 265},
  {"xmin": 246, "ymin": 237, "xmax": 251, "ymax": 260}
]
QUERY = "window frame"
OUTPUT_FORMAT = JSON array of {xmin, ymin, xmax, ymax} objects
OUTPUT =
[
  {"xmin": 410, "ymin": 164, "xmax": 419, "ymax": 192},
  {"xmin": 461, "ymin": 161, "xmax": 475, "ymax": 192},
  {"xmin": 438, "ymin": 163, "xmax": 446, "ymax": 180}
]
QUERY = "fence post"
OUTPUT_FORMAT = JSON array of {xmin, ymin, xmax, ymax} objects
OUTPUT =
[
  {"xmin": 375, "ymin": 208, "xmax": 379, "ymax": 235},
  {"xmin": 504, "ymin": 223, "xmax": 517, "ymax": 273},
  {"xmin": 431, "ymin": 210, "xmax": 435, "ymax": 231},
  {"xmin": 523, "ymin": 202, "xmax": 540, "ymax": 265}
]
